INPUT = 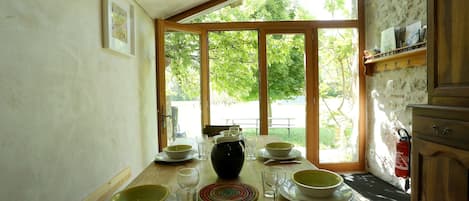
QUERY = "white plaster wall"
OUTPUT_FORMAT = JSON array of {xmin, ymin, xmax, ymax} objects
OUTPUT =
[
  {"xmin": 0, "ymin": 0, "xmax": 157, "ymax": 200},
  {"xmin": 365, "ymin": 0, "xmax": 427, "ymax": 191}
]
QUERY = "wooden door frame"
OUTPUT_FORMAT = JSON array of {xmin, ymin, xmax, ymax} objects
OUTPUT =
[{"xmin": 155, "ymin": 20, "xmax": 204, "ymax": 151}]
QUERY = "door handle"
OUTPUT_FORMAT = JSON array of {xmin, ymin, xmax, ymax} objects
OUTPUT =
[{"xmin": 160, "ymin": 114, "xmax": 172, "ymax": 128}]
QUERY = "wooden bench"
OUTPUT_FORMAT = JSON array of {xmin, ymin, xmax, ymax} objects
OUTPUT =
[
  {"xmin": 224, "ymin": 117, "xmax": 295, "ymax": 136},
  {"xmin": 202, "ymin": 125, "xmax": 241, "ymax": 137}
]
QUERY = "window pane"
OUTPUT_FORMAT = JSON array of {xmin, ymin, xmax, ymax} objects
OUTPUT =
[
  {"xmin": 209, "ymin": 31, "xmax": 259, "ymax": 136},
  {"xmin": 187, "ymin": 0, "xmax": 357, "ymax": 23},
  {"xmin": 318, "ymin": 28, "xmax": 359, "ymax": 163},
  {"xmin": 267, "ymin": 34, "xmax": 306, "ymax": 152}
]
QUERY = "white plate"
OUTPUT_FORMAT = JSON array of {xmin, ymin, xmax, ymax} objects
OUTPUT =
[
  {"xmin": 257, "ymin": 148, "xmax": 302, "ymax": 160},
  {"xmin": 279, "ymin": 179, "xmax": 353, "ymax": 201},
  {"xmin": 154, "ymin": 151, "xmax": 196, "ymax": 162}
]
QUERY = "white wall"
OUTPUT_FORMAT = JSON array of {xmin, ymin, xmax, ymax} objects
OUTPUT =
[
  {"xmin": 365, "ymin": 0, "xmax": 426, "ymax": 191},
  {"xmin": 0, "ymin": 0, "xmax": 157, "ymax": 200}
]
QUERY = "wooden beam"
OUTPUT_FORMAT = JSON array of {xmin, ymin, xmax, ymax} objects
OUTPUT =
[
  {"xmin": 358, "ymin": 0, "xmax": 366, "ymax": 171},
  {"xmin": 82, "ymin": 167, "xmax": 131, "ymax": 201},
  {"xmin": 305, "ymin": 29, "xmax": 317, "ymax": 165},
  {"xmin": 156, "ymin": 19, "xmax": 167, "ymax": 151},
  {"xmin": 166, "ymin": 0, "xmax": 229, "ymax": 22},
  {"xmin": 164, "ymin": 21, "xmax": 203, "ymax": 34},
  {"xmin": 258, "ymin": 29, "xmax": 268, "ymax": 135},
  {"xmin": 200, "ymin": 30, "xmax": 210, "ymax": 127},
  {"xmin": 186, "ymin": 20, "xmax": 358, "ymax": 31}
]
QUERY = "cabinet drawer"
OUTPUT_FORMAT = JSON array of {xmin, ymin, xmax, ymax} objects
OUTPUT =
[{"xmin": 413, "ymin": 115, "xmax": 469, "ymax": 151}]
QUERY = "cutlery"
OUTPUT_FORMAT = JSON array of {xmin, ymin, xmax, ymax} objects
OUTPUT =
[{"xmin": 264, "ymin": 159, "xmax": 302, "ymax": 165}]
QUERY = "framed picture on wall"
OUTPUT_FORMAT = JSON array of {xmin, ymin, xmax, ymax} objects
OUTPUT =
[{"xmin": 103, "ymin": 0, "xmax": 135, "ymax": 56}]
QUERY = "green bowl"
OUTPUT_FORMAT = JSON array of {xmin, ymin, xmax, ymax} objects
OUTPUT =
[
  {"xmin": 111, "ymin": 184, "xmax": 169, "ymax": 201},
  {"xmin": 265, "ymin": 142, "xmax": 293, "ymax": 157},
  {"xmin": 164, "ymin": 144, "xmax": 192, "ymax": 159},
  {"xmin": 292, "ymin": 169, "xmax": 343, "ymax": 198}
]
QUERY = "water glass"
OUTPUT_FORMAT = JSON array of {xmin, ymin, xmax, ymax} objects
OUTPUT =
[
  {"xmin": 197, "ymin": 135, "xmax": 210, "ymax": 160},
  {"xmin": 197, "ymin": 141, "xmax": 209, "ymax": 160},
  {"xmin": 177, "ymin": 168, "xmax": 199, "ymax": 201},
  {"xmin": 176, "ymin": 188, "xmax": 197, "ymax": 201},
  {"xmin": 261, "ymin": 167, "xmax": 286, "ymax": 200},
  {"xmin": 244, "ymin": 136, "xmax": 257, "ymax": 160},
  {"xmin": 229, "ymin": 126, "xmax": 241, "ymax": 135},
  {"xmin": 177, "ymin": 168, "xmax": 199, "ymax": 189}
]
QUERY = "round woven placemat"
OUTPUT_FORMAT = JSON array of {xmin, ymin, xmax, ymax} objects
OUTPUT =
[{"xmin": 199, "ymin": 183, "xmax": 259, "ymax": 201}]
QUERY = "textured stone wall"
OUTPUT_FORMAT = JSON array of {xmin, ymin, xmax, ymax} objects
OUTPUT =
[
  {"xmin": 365, "ymin": 0, "xmax": 426, "ymax": 49},
  {"xmin": 365, "ymin": 0, "xmax": 427, "ymax": 191}
]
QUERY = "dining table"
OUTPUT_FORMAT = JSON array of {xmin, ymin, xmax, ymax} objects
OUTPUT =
[{"xmin": 126, "ymin": 135, "xmax": 366, "ymax": 201}]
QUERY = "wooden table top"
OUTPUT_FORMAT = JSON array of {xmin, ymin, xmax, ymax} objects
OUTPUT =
[{"xmin": 127, "ymin": 136, "xmax": 363, "ymax": 201}]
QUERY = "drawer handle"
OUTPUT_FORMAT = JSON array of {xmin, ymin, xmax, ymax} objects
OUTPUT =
[
  {"xmin": 441, "ymin": 128, "xmax": 451, "ymax": 136},
  {"xmin": 432, "ymin": 125, "xmax": 439, "ymax": 135},
  {"xmin": 431, "ymin": 125, "xmax": 451, "ymax": 136}
]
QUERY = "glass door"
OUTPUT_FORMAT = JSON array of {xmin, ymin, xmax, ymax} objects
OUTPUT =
[
  {"xmin": 317, "ymin": 28, "xmax": 359, "ymax": 164},
  {"xmin": 265, "ymin": 33, "xmax": 307, "ymax": 153},
  {"xmin": 157, "ymin": 21, "xmax": 203, "ymax": 149}
]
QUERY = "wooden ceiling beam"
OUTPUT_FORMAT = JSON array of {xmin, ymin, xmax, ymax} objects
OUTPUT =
[
  {"xmin": 185, "ymin": 20, "xmax": 358, "ymax": 31},
  {"xmin": 166, "ymin": 0, "xmax": 229, "ymax": 22}
]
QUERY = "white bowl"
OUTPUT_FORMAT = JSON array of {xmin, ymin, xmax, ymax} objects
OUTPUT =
[
  {"xmin": 265, "ymin": 142, "xmax": 293, "ymax": 157},
  {"xmin": 292, "ymin": 169, "xmax": 343, "ymax": 198},
  {"xmin": 163, "ymin": 144, "xmax": 192, "ymax": 159}
]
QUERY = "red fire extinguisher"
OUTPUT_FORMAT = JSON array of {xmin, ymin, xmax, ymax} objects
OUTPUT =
[{"xmin": 395, "ymin": 128, "xmax": 411, "ymax": 178}]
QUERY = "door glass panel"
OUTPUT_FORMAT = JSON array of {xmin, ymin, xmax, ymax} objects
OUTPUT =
[
  {"xmin": 165, "ymin": 31, "xmax": 201, "ymax": 144},
  {"xmin": 266, "ymin": 34, "xmax": 306, "ymax": 153},
  {"xmin": 208, "ymin": 31, "xmax": 259, "ymax": 136},
  {"xmin": 318, "ymin": 28, "xmax": 359, "ymax": 163}
]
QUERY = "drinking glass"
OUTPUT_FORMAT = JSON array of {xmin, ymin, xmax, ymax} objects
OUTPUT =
[
  {"xmin": 197, "ymin": 134, "xmax": 210, "ymax": 160},
  {"xmin": 244, "ymin": 136, "xmax": 257, "ymax": 160},
  {"xmin": 229, "ymin": 126, "xmax": 240, "ymax": 136},
  {"xmin": 177, "ymin": 168, "xmax": 199, "ymax": 201},
  {"xmin": 261, "ymin": 167, "xmax": 286, "ymax": 200}
]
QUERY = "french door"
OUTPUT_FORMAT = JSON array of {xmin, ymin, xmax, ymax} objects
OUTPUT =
[
  {"xmin": 156, "ymin": 21, "xmax": 365, "ymax": 171},
  {"xmin": 156, "ymin": 20, "xmax": 204, "ymax": 149}
]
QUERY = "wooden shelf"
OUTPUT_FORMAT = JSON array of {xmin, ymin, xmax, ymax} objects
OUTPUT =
[{"xmin": 364, "ymin": 43, "xmax": 426, "ymax": 75}]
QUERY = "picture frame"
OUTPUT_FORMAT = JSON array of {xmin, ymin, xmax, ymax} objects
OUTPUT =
[{"xmin": 103, "ymin": 0, "xmax": 135, "ymax": 56}]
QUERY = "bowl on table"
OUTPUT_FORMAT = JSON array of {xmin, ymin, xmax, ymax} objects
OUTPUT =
[
  {"xmin": 111, "ymin": 184, "xmax": 169, "ymax": 201},
  {"xmin": 163, "ymin": 144, "xmax": 192, "ymax": 159},
  {"xmin": 292, "ymin": 169, "xmax": 344, "ymax": 198},
  {"xmin": 265, "ymin": 142, "xmax": 294, "ymax": 157}
]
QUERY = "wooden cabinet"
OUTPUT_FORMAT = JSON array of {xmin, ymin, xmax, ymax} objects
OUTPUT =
[
  {"xmin": 428, "ymin": 0, "xmax": 469, "ymax": 106},
  {"xmin": 411, "ymin": 1, "xmax": 469, "ymax": 200},
  {"xmin": 411, "ymin": 138, "xmax": 469, "ymax": 201},
  {"xmin": 411, "ymin": 105, "xmax": 469, "ymax": 201}
]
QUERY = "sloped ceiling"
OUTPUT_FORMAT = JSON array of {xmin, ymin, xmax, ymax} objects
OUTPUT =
[{"xmin": 136, "ymin": 0, "xmax": 210, "ymax": 19}]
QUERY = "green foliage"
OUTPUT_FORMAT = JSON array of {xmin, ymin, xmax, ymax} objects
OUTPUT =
[
  {"xmin": 266, "ymin": 34, "xmax": 305, "ymax": 101},
  {"xmin": 199, "ymin": 0, "xmax": 312, "ymax": 102},
  {"xmin": 165, "ymin": 32, "xmax": 201, "ymax": 100},
  {"xmin": 208, "ymin": 31, "xmax": 259, "ymax": 101}
]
